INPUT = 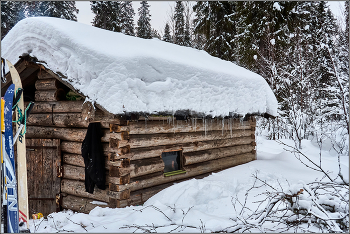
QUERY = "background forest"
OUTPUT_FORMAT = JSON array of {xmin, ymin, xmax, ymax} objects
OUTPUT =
[{"xmin": 2, "ymin": 1, "xmax": 349, "ymax": 151}]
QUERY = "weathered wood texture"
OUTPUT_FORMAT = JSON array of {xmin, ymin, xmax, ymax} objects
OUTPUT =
[
  {"xmin": 61, "ymin": 179, "xmax": 130, "ymax": 202},
  {"xmin": 61, "ymin": 194, "xmax": 109, "ymax": 214},
  {"xmin": 35, "ymin": 89, "xmax": 66, "ymax": 102},
  {"xmin": 26, "ymin": 139, "xmax": 61, "ymax": 216},
  {"xmin": 110, "ymin": 129, "xmax": 254, "ymax": 149},
  {"xmin": 111, "ymin": 135, "xmax": 254, "ymax": 161},
  {"xmin": 26, "ymin": 126, "xmax": 112, "ymax": 142},
  {"xmin": 110, "ymin": 118, "xmax": 252, "ymax": 134},
  {"xmin": 35, "ymin": 78, "xmax": 64, "ymax": 90},
  {"xmin": 63, "ymin": 153, "xmax": 129, "ymax": 169},
  {"xmin": 126, "ymin": 152, "xmax": 255, "ymax": 192},
  {"xmin": 25, "ymin": 101, "xmax": 84, "ymax": 113}
]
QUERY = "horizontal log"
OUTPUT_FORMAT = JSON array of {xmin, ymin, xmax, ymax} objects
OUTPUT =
[
  {"xmin": 35, "ymin": 89, "xmax": 66, "ymax": 102},
  {"xmin": 113, "ymin": 129, "xmax": 254, "ymax": 149},
  {"xmin": 114, "ymin": 170, "xmax": 221, "ymax": 207},
  {"xmin": 27, "ymin": 113, "xmax": 87, "ymax": 128},
  {"xmin": 63, "ymin": 153, "xmax": 130, "ymax": 169},
  {"xmin": 184, "ymin": 144, "xmax": 255, "ymax": 165},
  {"xmin": 35, "ymin": 78, "xmax": 63, "ymax": 90},
  {"xmin": 25, "ymin": 101, "xmax": 84, "ymax": 113},
  {"xmin": 61, "ymin": 179, "xmax": 130, "ymax": 202},
  {"xmin": 26, "ymin": 126, "xmax": 112, "ymax": 142},
  {"xmin": 107, "ymin": 174, "xmax": 130, "ymax": 185},
  {"xmin": 38, "ymin": 70, "xmax": 56, "ymax": 79},
  {"xmin": 62, "ymin": 164, "xmax": 85, "ymax": 181},
  {"xmin": 110, "ymin": 135, "xmax": 254, "ymax": 161},
  {"xmin": 61, "ymin": 194, "xmax": 109, "ymax": 214},
  {"xmin": 109, "ymin": 143, "xmax": 255, "ymax": 179},
  {"xmin": 127, "ymin": 152, "xmax": 255, "ymax": 192},
  {"xmin": 110, "ymin": 118, "xmax": 253, "ymax": 134}
]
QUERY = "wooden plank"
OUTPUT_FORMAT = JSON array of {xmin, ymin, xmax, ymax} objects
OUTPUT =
[
  {"xmin": 114, "ymin": 135, "xmax": 254, "ymax": 160},
  {"xmin": 26, "ymin": 126, "xmax": 111, "ymax": 142},
  {"xmin": 63, "ymin": 153, "xmax": 130, "ymax": 168},
  {"xmin": 60, "ymin": 141, "xmax": 109, "ymax": 154},
  {"xmin": 25, "ymin": 101, "xmax": 84, "ymax": 113},
  {"xmin": 27, "ymin": 113, "xmax": 90, "ymax": 128},
  {"xmin": 61, "ymin": 179, "xmax": 130, "ymax": 202},
  {"xmin": 61, "ymin": 195, "xmax": 109, "ymax": 214},
  {"xmin": 35, "ymin": 78, "xmax": 63, "ymax": 90},
  {"xmin": 62, "ymin": 164, "xmax": 85, "ymax": 181},
  {"xmin": 35, "ymin": 89, "xmax": 66, "ymax": 102},
  {"xmin": 111, "ymin": 118, "xmax": 252, "ymax": 134},
  {"xmin": 113, "ymin": 129, "xmax": 254, "ymax": 149},
  {"xmin": 184, "ymin": 144, "xmax": 255, "ymax": 165},
  {"xmin": 37, "ymin": 70, "xmax": 55, "ymax": 79},
  {"xmin": 127, "ymin": 152, "xmax": 255, "ymax": 192},
  {"xmin": 26, "ymin": 139, "xmax": 61, "ymax": 216}
]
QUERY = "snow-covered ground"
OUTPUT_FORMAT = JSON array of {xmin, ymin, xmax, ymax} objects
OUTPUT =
[{"xmin": 29, "ymin": 137, "xmax": 349, "ymax": 233}]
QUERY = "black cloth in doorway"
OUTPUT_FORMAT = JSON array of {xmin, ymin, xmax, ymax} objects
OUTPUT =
[{"xmin": 81, "ymin": 122, "xmax": 106, "ymax": 193}]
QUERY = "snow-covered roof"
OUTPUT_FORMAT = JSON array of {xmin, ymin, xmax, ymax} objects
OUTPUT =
[{"xmin": 2, "ymin": 17, "xmax": 278, "ymax": 117}]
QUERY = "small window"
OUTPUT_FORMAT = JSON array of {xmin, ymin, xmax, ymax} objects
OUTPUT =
[{"xmin": 161, "ymin": 150, "xmax": 186, "ymax": 177}]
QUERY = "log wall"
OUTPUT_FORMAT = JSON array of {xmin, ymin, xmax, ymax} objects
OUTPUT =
[{"xmin": 26, "ymin": 70, "xmax": 257, "ymax": 214}]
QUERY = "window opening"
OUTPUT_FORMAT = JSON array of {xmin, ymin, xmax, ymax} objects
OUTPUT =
[{"xmin": 161, "ymin": 150, "xmax": 186, "ymax": 177}]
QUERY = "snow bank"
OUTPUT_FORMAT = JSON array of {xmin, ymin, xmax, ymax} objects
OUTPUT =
[{"xmin": 2, "ymin": 17, "xmax": 278, "ymax": 117}]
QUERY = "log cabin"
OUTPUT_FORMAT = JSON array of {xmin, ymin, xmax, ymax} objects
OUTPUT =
[{"xmin": 1, "ymin": 17, "xmax": 277, "ymax": 216}]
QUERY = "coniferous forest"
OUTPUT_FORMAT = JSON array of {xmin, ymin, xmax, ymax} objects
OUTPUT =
[{"xmin": 1, "ymin": 1, "xmax": 349, "ymax": 150}]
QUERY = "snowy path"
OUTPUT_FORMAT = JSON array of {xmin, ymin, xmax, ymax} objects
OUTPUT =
[{"xmin": 29, "ymin": 137, "xmax": 348, "ymax": 233}]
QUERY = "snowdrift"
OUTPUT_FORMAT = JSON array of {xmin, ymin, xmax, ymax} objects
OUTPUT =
[{"xmin": 2, "ymin": 17, "xmax": 278, "ymax": 117}]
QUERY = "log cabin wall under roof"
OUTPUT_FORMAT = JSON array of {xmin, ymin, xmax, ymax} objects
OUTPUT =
[{"xmin": 5, "ymin": 60, "xmax": 257, "ymax": 214}]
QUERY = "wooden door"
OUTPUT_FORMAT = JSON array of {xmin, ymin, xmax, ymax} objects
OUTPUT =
[{"xmin": 26, "ymin": 139, "xmax": 61, "ymax": 217}]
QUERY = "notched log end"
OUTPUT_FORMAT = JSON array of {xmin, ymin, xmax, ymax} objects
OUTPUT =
[{"xmin": 82, "ymin": 101, "xmax": 95, "ymax": 123}]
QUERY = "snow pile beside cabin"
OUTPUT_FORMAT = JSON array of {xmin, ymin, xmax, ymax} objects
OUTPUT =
[{"xmin": 2, "ymin": 17, "xmax": 278, "ymax": 117}]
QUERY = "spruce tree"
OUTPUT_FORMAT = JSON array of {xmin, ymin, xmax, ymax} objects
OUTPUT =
[
  {"xmin": 38, "ymin": 1, "xmax": 79, "ymax": 21},
  {"xmin": 174, "ymin": 1, "xmax": 185, "ymax": 45},
  {"xmin": 91, "ymin": 1, "xmax": 122, "ymax": 32},
  {"xmin": 163, "ymin": 23, "xmax": 172, "ymax": 42},
  {"xmin": 1, "ymin": 1, "xmax": 24, "ymax": 39},
  {"xmin": 120, "ymin": 1, "xmax": 135, "ymax": 36},
  {"xmin": 193, "ymin": 1, "xmax": 236, "ymax": 61},
  {"xmin": 184, "ymin": 21, "xmax": 192, "ymax": 47},
  {"xmin": 137, "ymin": 1, "xmax": 152, "ymax": 39}
]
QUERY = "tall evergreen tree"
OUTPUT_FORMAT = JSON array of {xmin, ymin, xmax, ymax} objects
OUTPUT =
[
  {"xmin": 184, "ymin": 21, "xmax": 192, "ymax": 47},
  {"xmin": 1, "ymin": 1, "xmax": 24, "ymax": 39},
  {"xmin": 174, "ymin": 1, "xmax": 185, "ymax": 45},
  {"xmin": 137, "ymin": 1, "xmax": 152, "ymax": 39},
  {"xmin": 193, "ymin": 1, "xmax": 236, "ymax": 61},
  {"xmin": 91, "ymin": 1, "xmax": 121, "ymax": 32},
  {"xmin": 163, "ymin": 23, "xmax": 172, "ymax": 42},
  {"xmin": 1, "ymin": 1, "xmax": 79, "ymax": 39},
  {"xmin": 36, "ymin": 1, "xmax": 79, "ymax": 20},
  {"xmin": 120, "ymin": 1, "xmax": 135, "ymax": 36}
]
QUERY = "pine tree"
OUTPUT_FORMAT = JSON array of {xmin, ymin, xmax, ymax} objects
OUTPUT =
[
  {"xmin": 174, "ymin": 1, "xmax": 185, "ymax": 45},
  {"xmin": 91, "ymin": 1, "xmax": 122, "ymax": 32},
  {"xmin": 137, "ymin": 1, "xmax": 152, "ymax": 39},
  {"xmin": 120, "ymin": 1, "xmax": 135, "ymax": 36},
  {"xmin": 163, "ymin": 23, "xmax": 172, "ymax": 42},
  {"xmin": 193, "ymin": 1, "xmax": 236, "ymax": 61},
  {"xmin": 151, "ymin": 28, "xmax": 161, "ymax": 39}
]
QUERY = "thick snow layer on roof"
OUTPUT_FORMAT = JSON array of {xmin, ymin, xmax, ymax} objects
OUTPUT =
[{"xmin": 2, "ymin": 17, "xmax": 278, "ymax": 117}]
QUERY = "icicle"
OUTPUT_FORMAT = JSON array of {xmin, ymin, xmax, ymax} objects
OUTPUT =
[
  {"xmin": 230, "ymin": 118, "xmax": 232, "ymax": 137},
  {"xmin": 195, "ymin": 118, "xmax": 197, "ymax": 132},
  {"xmin": 204, "ymin": 118, "xmax": 207, "ymax": 137},
  {"xmin": 145, "ymin": 117, "xmax": 147, "ymax": 129},
  {"xmin": 222, "ymin": 118, "xmax": 224, "ymax": 136}
]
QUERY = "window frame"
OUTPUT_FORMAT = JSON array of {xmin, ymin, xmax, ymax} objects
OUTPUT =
[{"xmin": 161, "ymin": 149, "xmax": 186, "ymax": 177}]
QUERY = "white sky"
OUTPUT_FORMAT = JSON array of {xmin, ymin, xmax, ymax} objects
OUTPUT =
[{"xmin": 76, "ymin": 1, "xmax": 346, "ymax": 36}]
